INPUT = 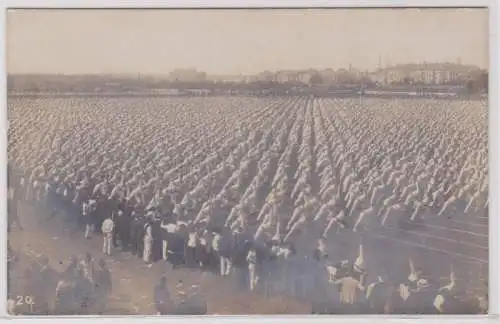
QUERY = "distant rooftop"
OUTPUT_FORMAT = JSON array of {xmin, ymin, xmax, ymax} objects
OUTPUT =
[{"xmin": 372, "ymin": 62, "xmax": 482, "ymax": 73}]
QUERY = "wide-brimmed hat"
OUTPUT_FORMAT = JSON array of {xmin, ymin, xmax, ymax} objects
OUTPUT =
[{"xmin": 417, "ymin": 278, "xmax": 431, "ymax": 289}]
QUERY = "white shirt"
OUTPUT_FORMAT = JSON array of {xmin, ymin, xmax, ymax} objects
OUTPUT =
[
  {"xmin": 82, "ymin": 202, "xmax": 89, "ymax": 215},
  {"xmin": 247, "ymin": 250, "xmax": 257, "ymax": 264},
  {"xmin": 212, "ymin": 233, "xmax": 222, "ymax": 251},
  {"xmin": 353, "ymin": 255, "xmax": 365, "ymax": 272},
  {"xmin": 144, "ymin": 226, "xmax": 153, "ymax": 242},
  {"xmin": 161, "ymin": 223, "xmax": 177, "ymax": 233},
  {"xmin": 188, "ymin": 232, "xmax": 198, "ymax": 248},
  {"xmin": 399, "ymin": 283, "xmax": 411, "ymax": 301},
  {"xmin": 102, "ymin": 218, "xmax": 114, "ymax": 234},
  {"xmin": 317, "ymin": 240, "xmax": 327, "ymax": 254},
  {"xmin": 200, "ymin": 231, "xmax": 212, "ymax": 247}
]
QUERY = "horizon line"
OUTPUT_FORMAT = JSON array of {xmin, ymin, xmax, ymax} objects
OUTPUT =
[{"xmin": 7, "ymin": 62, "xmax": 488, "ymax": 77}]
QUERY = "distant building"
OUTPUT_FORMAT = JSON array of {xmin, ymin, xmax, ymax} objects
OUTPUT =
[
  {"xmin": 349, "ymin": 67, "xmax": 362, "ymax": 79},
  {"xmin": 256, "ymin": 71, "xmax": 275, "ymax": 82},
  {"xmin": 318, "ymin": 69, "xmax": 337, "ymax": 84},
  {"xmin": 169, "ymin": 68, "xmax": 207, "ymax": 83},
  {"xmin": 248, "ymin": 75, "xmax": 260, "ymax": 83},
  {"xmin": 297, "ymin": 70, "xmax": 317, "ymax": 84},
  {"xmin": 273, "ymin": 69, "xmax": 320, "ymax": 85},
  {"xmin": 369, "ymin": 72, "xmax": 386, "ymax": 84},
  {"xmin": 274, "ymin": 70, "xmax": 300, "ymax": 83},
  {"xmin": 335, "ymin": 68, "xmax": 357, "ymax": 84},
  {"xmin": 369, "ymin": 63, "xmax": 480, "ymax": 85},
  {"xmin": 207, "ymin": 74, "xmax": 248, "ymax": 83}
]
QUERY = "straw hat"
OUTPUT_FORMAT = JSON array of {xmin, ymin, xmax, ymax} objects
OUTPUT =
[{"xmin": 417, "ymin": 278, "xmax": 431, "ymax": 289}]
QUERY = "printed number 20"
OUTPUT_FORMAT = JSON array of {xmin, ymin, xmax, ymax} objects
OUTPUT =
[{"xmin": 16, "ymin": 296, "xmax": 34, "ymax": 305}]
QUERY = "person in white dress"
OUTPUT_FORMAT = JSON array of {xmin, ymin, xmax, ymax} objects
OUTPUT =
[{"xmin": 101, "ymin": 216, "xmax": 114, "ymax": 256}]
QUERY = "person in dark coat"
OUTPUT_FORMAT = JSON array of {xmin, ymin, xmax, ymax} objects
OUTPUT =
[
  {"xmin": 65, "ymin": 182, "xmax": 81, "ymax": 230},
  {"xmin": 384, "ymin": 283, "xmax": 406, "ymax": 314},
  {"xmin": 169, "ymin": 226, "xmax": 186, "ymax": 268},
  {"xmin": 118, "ymin": 199, "xmax": 132, "ymax": 250},
  {"xmin": 94, "ymin": 195, "xmax": 109, "ymax": 234},
  {"xmin": 45, "ymin": 179, "xmax": 59, "ymax": 219},
  {"xmin": 403, "ymin": 278, "xmax": 436, "ymax": 314},
  {"xmin": 111, "ymin": 209, "xmax": 122, "ymax": 249},
  {"xmin": 55, "ymin": 181, "xmax": 66, "ymax": 216},
  {"xmin": 54, "ymin": 182, "xmax": 67, "ymax": 219},
  {"xmin": 151, "ymin": 215, "xmax": 163, "ymax": 262},
  {"xmin": 8, "ymin": 185, "xmax": 23, "ymax": 231},
  {"xmin": 131, "ymin": 212, "xmax": 145, "ymax": 258},
  {"xmin": 130, "ymin": 211, "xmax": 140, "ymax": 256},
  {"xmin": 365, "ymin": 276, "xmax": 390, "ymax": 314},
  {"xmin": 72, "ymin": 185, "xmax": 84, "ymax": 230},
  {"xmin": 154, "ymin": 276, "xmax": 172, "ymax": 315},
  {"xmin": 11, "ymin": 169, "xmax": 26, "ymax": 203}
]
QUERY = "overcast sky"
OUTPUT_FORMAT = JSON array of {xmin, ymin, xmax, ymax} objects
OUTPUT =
[{"xmin": 7, "ymin": 8, "xmax": 489, "ymax": 75}]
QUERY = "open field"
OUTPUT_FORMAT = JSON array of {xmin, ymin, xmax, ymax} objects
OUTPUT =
[{"xmin": 7, "ymin": 96, "xmax": 488, "ymax": 314}]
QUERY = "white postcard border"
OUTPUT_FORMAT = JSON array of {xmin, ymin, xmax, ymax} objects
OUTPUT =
[{"xmin": 0, "ymin": 0, "xmax": 498, "ymax": 323}]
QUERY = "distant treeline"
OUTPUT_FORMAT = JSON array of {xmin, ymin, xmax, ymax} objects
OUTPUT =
[{"xmin": 7, "ymin": 72, "xmax": 488, "ymax": 95}]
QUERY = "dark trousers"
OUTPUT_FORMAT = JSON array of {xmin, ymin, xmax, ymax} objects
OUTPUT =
[
  {"xmin": 199, "ymin": 247, "xmax": 211, "ymax": 268},
  {"xmin": 185, "ymin": 246, "xmax": 196, "ymax": 267},
  {"xmin": 155, "ymin": 302, "xmax": 169, "ymax": 315},
  {"xmin": 119, "ymin": 223, "xmax": 131, "ymax": 249},
  {"xmin": 131, "ymin": 231, "xmax": 141, "ymax": 255}
]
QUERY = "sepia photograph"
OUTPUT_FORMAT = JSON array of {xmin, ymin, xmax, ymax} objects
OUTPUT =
[{"xmin": 5, "ymin": 7, "xmax": 490, "ymax": 316}]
